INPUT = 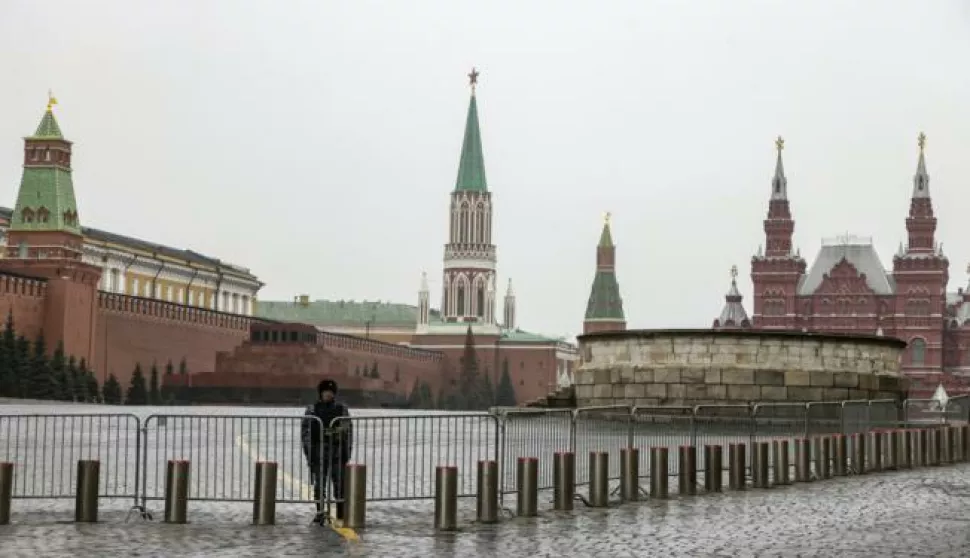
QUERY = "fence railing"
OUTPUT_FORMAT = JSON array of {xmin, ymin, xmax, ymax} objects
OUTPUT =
[{"xmin": 0, "ymin": 397, "xmax": 966, "ymax": 522}]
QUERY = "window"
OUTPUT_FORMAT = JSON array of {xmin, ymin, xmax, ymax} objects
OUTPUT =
[
  {"xmin": 110, "ymin": 269, "xmax": 120, "ymax": 292},
  {"xmin": 166, "ymin": 285, "xmax": 173, "ymax": 301},
  {"xmin": 223, "ymin": 292, "xmax": 229, "ymax": 311},
  {"xmin": 911, "ymin": 338, "xmax": 926, "ymax": 366},
  {"xmin": 132, "ymin": 278, "xmax": 140, "ymax": 296},
  {"xmin": 242, "ymin": 295, "xmax": 249, "ymax": 315},
  {"xmin": 232, "ymin": 294, "xmax": 239, "ymax": 313},
  {"xmin": 457, "ymin": 285, "xmax": 465, "ymax": 316},
  {"xmin": 476, "ymin": 287, "xmax": 485, "ymax": 318},
  {"xmin": 189, "ymin": 290, "xmax": 196, "ymax": 306},
  {"xmin": 177, "ymin": 288, "xmax": 183, "ymax": 303},
  {"xmin": 17, "ymin": 242, "xmax": 27, "ymax": 258}
]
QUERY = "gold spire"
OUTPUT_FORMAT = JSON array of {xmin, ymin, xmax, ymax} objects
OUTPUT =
[
  {"xmin": 468, "ymin": 67, "xmax": 479, "ymax": 91},
  {"xmin": 918, "ymin": 131, "xmax": 927, "ymax": 153},
  {"xmin": 603, "ymin": 211, "xmax": 612, "ymax": 226},
  {"xmin": 46, "ymin": 89, "xmax": 58, "ymax": 112},
  {"xmin": 730, "ymin": 264, "xmax": 738, "ymax": 281},
  {"xmin": 775, "ymin": 135, "xmax": 785, "ymax": 153}
]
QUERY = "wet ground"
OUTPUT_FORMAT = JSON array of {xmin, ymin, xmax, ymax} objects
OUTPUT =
[{"xmin": 2, "ymin": 464, "xmax": 969, "ymax": 557}]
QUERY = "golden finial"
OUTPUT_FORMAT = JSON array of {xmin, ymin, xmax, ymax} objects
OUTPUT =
[
  {"xmin": 468, "ymin": 67, "xmax": 479, "ymax": 90},
  {"xmin": 775, "ymin": 135, "xmax": 785, "ymax": 152},
  {"xmin": 46, "ymin": 89, "xmax": 58, "ymax": 112},
  {"xmin": 730, "ymin": 264, "xmax": 738, "ymax": 281},
  {"xmin": 603, "ymin": 211, "xmax": 612, "ymax": 226},
  {"xmin": 918, "ymin": 131, "xmax": 927, "ymax": 153}
]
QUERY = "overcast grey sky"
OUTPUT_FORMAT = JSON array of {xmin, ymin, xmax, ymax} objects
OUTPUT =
[{"xmin": 2, "ymin": 1, "xmax": 970, "ymax": 340}]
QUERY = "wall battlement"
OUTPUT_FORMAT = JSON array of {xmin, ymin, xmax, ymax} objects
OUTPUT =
[
  {"xmin": 99, "ymin": 291, "xmax": 251, "ymax": 331},
  {"xmin": 0, "ymin": 271, "xmax": 47, "ymax": 298},
  {"xmin": 317, "ymin": 329, "xmax": 441, "ymax": 363}
]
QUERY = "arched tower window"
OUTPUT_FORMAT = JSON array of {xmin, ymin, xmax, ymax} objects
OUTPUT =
[
  {"xmin": 459, "ymin": 203, "xmax": 469, "ymax": 243},
  {"xmin": 911, "ymin": 338, "xmax": 926, "ymax": 366},
  {"xmin": 476, "ymin": 286, "xmax": 485, "ymax": 318},
  {"xmin": 457, "ymin": 284, "xmax": 465, "ymax": 317},
  {"xmin": 476, "ymin": 202, "xmax": 485, "ymax": 244}
]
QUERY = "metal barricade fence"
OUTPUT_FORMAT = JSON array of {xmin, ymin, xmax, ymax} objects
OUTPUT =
[
  {"xmin": 494, "ymin": 409, "xmax": 572, "ymax": 496},
  {"xmin": 945, "ymin": 395, "xmax": 970, "ymax": 424},
  {"xmin": 631, "ymin": 406, "xmax": 692, "ymax": 478},
  {"xmin": 0, "ymin": 413, "xmax": 141, "ymax": 507},
  {"xmin": 840, "ymin": 400, "xmax": 870, "ymax": 434},
  {"xmin": 806, "ymin": 402, "xmax": 843, "ymax": 437},
  {"xmin": 140, "ymin": 415, "xmax": 320, "ymax": 511},
  {"xmin": 327, "ymin": 413, "xmax": 500, "ymax": 503},
  {"xmin": 752, "ymin": 403, "xmax": 808, "ymax": 442},
  {"xmin": 572, "ymin": 405, "xmax": 631, "ymax": 486},
  {"xmin": 868, "ymin": 399, "xmax": 901, "ymax": 430},
  {"xmin": 692, "ymin": 405, "xmax": 752, "ymax": 477},
  {"xmin": 903, "ymin": 399, "xmax": 945, "ymax": 426}
]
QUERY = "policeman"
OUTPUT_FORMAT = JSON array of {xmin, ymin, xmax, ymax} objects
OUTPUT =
[{"xmin": 301, "ymin": 379, "xmax": 353, "ymax": 525}]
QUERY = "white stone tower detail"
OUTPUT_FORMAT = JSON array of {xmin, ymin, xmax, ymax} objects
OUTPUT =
[{"xmin": 504, "ymin": 278, "xmax": 516, "ymax": 329}]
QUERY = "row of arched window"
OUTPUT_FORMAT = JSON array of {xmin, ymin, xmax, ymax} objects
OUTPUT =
[
  {"xmin": 450, "ymin": 199, "xmax": 491, "ymax": 245},
  {"xmin": 442, "ymin": 274, "xmax": 490, "ymax": 319}
]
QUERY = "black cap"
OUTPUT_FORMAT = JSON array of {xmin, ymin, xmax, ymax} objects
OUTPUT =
[{"xmin": 318, "ymin": 379, "xmax": 338, "ymax": 395}]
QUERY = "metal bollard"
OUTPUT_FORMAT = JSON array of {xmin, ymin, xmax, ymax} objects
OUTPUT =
[
  {"xmin": 952, "ymin": 426, "xmax": 965, "ymax": 464},
  {"xmin": 552, "ymin": 452, "xmax": 575, "ymax": 511},
  {"xmin": 930, "ymin": 428, "xmax": 942, "ymax": 466},
  {"xmin": 886, "ymin": 432, "xmax": 900, "ymax": 471},
  {"xmin": 649, "ymin": 447, "xmax": 669, "ymax": 499},
  {"xmin": 961, "ymin": 425, "xmax": 970, "ymax": 462},
  {"xmin": 899, "ymin": 430, "xmax": 913, "ymax": 469},
  {"xmin": 75, "ymin": 460, "xmax": 100, "ymax": 523},
  {"xmin": 728, "ymin": 443, "xmax": 746, "ymax": 490},
  {"xmin": 794, "ymin": 438, "xmax": 811, "ymax": 482},
  {"xmin": 476, "ymin": 460, "xmax": 499, "ymax": 524},
  {"xmin": 814, "ymin": 437, "xmax": 831, "ymax": 479},
  {"xmin": 516, "ymin": 457, "xmax": 539, "ymax": 517},
  {"xmin": 620, "ymin": 447, "xmax": 640, "ymax": 502},
  {"xmin": 851, "ymin": 434, "xmax": 866, "ymax": 474},
  {"xmin": 343, "ymin": 464, "xmax": 366, "ymax": 529},
  {"xmin": 164, "ymin": 460, "xmax": 190, "ymax": 524},
  {"xmin": 252, "ymin": 461, "xmax": 278, "ymax": 526},
  {"xmin": 678, "ymin": 446, "xmax": 697, "ymax": 496},
  {"xmin": 772, "ymin": 440, "xmax": 790, "ymax": 485},
  {"xmin": 0, "ymin": 462, "xmax": 12, "ymax": 525},
  {"xmin": 832, "ymin": 435, "xmax": 848, "ymax": 476},
  {"xmin": 703, "ymin": 445, "xmax": 723, "ymax": 493},
  {"xmin": 434, "ymin": 466, "xmax": 458, "ymax": 531},
  {"xmin": 588, "ymin": 452, "xmax": 610, "ymax": 508},
  {"xmin": 942, "ymin": 427, "xmax": 955, "ymax": 464},
  {"xmin": 869, "ymin": 432, "xmax": 883, "ymax": 473},
  {"xmin": 916, "ymin": 429, "xmax": 928, "ymax": 467},
  {"xmin": 752, "ymin": 442, "xmax": 770, "ymax": 488}
]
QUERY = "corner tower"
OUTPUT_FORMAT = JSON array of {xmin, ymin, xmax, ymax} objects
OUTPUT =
[
  {"xmin": 583, "ymin": 213, "xmax": 626, "ymax": 334},
  {"xmin": 751, "ymin": 136, "xmax": 806, "ymax": 328},
  {"xmin": 440, "ymin": 69, "xmax": 498, "ymax": 331},
  {"xmin": 0, "ymin": 95, "xmax": 101, "ymax": 363}
]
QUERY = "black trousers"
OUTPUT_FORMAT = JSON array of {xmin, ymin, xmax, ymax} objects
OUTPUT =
[{"xmin": 311, "ymin": 457, "xmax": 347, "ymax": 519}]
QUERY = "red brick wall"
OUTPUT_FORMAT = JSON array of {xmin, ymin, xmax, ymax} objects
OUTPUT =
[
  {"xmin": 95, "ymin": 292, "xmax": 250, "ymax": 387},
  {"xmin": 0, "ymin": 272, "xmax": 47, "ymax": 342}
]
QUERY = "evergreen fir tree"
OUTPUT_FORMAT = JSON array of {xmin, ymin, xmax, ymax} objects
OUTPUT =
[
  {"xmin": 28, "ymin": 333, "xmax": 55, "ymax": 400},
  {"xmin": 126, "ymin": 363, "xmax": 148, "ymax": 405},
  {"xmin": 161, "ymin": 359, "xmax": 175, "ymax": 404},
  {"xmin": 50, "ymin": 342, "xmax": 69, "ymax": 401},
  {"xmin": 102, "ymin": 374, "xmax": 122, "ymax": 404},
  {"xmin": 165, "ymin": 360, "xmax": 174, "ymax": 377},
  {"xmin": 178, "ymin": 357, "xmax": 188, "ymax": 376},
  {"xmin": 370, "ymin": 361, "xmax": 379, "ymax": 379},
  {"xmin": 407, "ymin": 381, "xmax": 422, "ymax": 408},
  {"xmin": 79, "ymin": 359, "xmax": 98, "ymax": 403},
  {"xmin": 355, "ymin": 366, "xmax": 361, "ymax": 377},
  {"xmin": 495, "ymin": 358, "xmax": 517, "ymax": 406},
  {"xmin": 458, "ymin": 326, "xmax": 487, "ymax": 410},
  {"xmin": 14, "ymin": 336, "xmax": 31, "ymax": 398},
  {"xmin": 394, "ymin": 365, "xmax": 400, "ymax": 383},
  {"xmin": 0, "ymin": 311, "xmax": 14, "ymax": 397},
  {"xmin": 149, "ymin": 362, "xmax": 160, "ymax": 405},
  {"xmin": 66, "ymin": 356, "xmax": 81, "ymax": 402},
  {"xmin": 419, "ymin": 382, "xmax": 434, "ymax": 408}
]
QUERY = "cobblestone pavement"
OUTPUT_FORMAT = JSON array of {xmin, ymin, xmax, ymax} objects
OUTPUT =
[{"xmin": 2, "ymin": 465, "xmax": 970, "ymax": 557}]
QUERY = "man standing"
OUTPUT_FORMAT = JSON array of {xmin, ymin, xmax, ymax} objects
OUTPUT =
[{"xmin": 301, "ymin": 379, "xmax": 353, "ymax": 525}]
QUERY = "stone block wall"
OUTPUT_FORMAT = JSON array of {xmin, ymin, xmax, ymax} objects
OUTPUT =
[{"xmin": 574, "ymin": 330, "xmax": 908, "ymax": 408}]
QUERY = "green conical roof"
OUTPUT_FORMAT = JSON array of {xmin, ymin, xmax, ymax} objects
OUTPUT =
[
  {"xmin": 31, "ymin": 109, "xmax": 63, "ymax": 139},
  {"xmin": 584, "ymin": 270, "xmax": 625, "ymax": 320},
  {"xmin": 598, "ymin": 221, "xmax": 613, "ymax": 247},
  {"xmin": 454, "ymin": 94, "xmax": 487, "ymax": 192},
  {"xmin": 10, "ymin": 108, "xmax": 80, "ymax": 234}
]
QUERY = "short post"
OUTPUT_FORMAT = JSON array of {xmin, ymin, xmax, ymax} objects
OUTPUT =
[
  {"xmin": 899, "ymin": 430, "xmax": 913, "ymax": 469},
  {"xmin": 772, "ymin": 440, "xmax": 790, "ymax": 485},
  {"xmin": 942, "ymin": 427, "xmax": 955, "ymax": 464},
  {"xmin": 588, "ymin": 452, "xmax": 610, "ymax": 508},
  {"xmin": 343, "ymin": 464, "xmax": 366, "ymax": 529},
  {"xmin": 252, "ymin": 461, "xmax": 278, "ymax": 526},
  {"xmin": 476, "ymin": 460, "xmax": 499, "ymax": 524},
  {"xmin": 794, "ymin": 438, "xmax": 811, "ymax": 482},
  {"xmin": 832, "ymin": 435, "xmax": 848, "ymax": 476},
  {"xmin": 434, "ymin": 466, "xmax": 458, "ymax": 531},
  {"xmin": 751, "ymin": 442, "xmax": 770, "ymax": 488},
  {"xmin": 851, "ymin": 434, "xmax": 866, "ymax": 474},
  {"xmin": 703, "ymin": 445, "xmax": 723, "ymax": 493},
  {"xmin": 814, "ymin": 437, "xmax": 831, "ymax": 480},
  {"xmin": 620, "ymin": 447, "xmax": 640, "ymax": 502},
  {"xmin": 930, "ymin": 428, "xmax": 942, "ymax": 466},
  {"xmin": 649, "ymin": 447, "xmax": 669, "ymax": 499},
  {"xmin": 952, "ymin": 426, "xmax": 965, "ymax": 464},
  {"xmin": 916, "ymin": 429, "xmax": 928, "ymax": 467},
  {"xmin": 75, "ymin": 460, "xmax": 100, "ymax": 523},
  {"xmin": 678, "ymin": 446, "xmax": 697, "ymax": 496},
  {"xmin": 728, "ymin": 443, "xmax": 746, "ymax": 490},
  {"xmin": 164, "ymin": 460, "xmax": 190, "ymax": 524},
  {"xmin": 516, "ymin": 457, "xmax": 539, "ymax": 517},
  {"xmin": 961, "ymin": 425, "xmax": 970, "ymax": 462},
  {"xmin": 886, "ymin": 432, "xmax": 900, "ymax": 471},
  {"xmin": 0, "ymin": 462, "xmax": 13, "ymax": 525},
  {"xmin": 552, "ymin": 452, "xmax": 575, "ymax": 511},
  {"xmin": 869, "ymin": 432, "xmax": 883, "ymax": 473}
]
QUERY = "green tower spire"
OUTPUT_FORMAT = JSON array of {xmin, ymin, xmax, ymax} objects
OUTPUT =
[
  {"xmin": 584, "ymin": 214, "xmax": 626, "ymax": 331},
  {"xmin": 454, "ymin": 68, "xmax": 488, "ymax": 192},
  {"xmin": 10, "ymin": 97, "xmax": 81, "ymax": 235}
]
